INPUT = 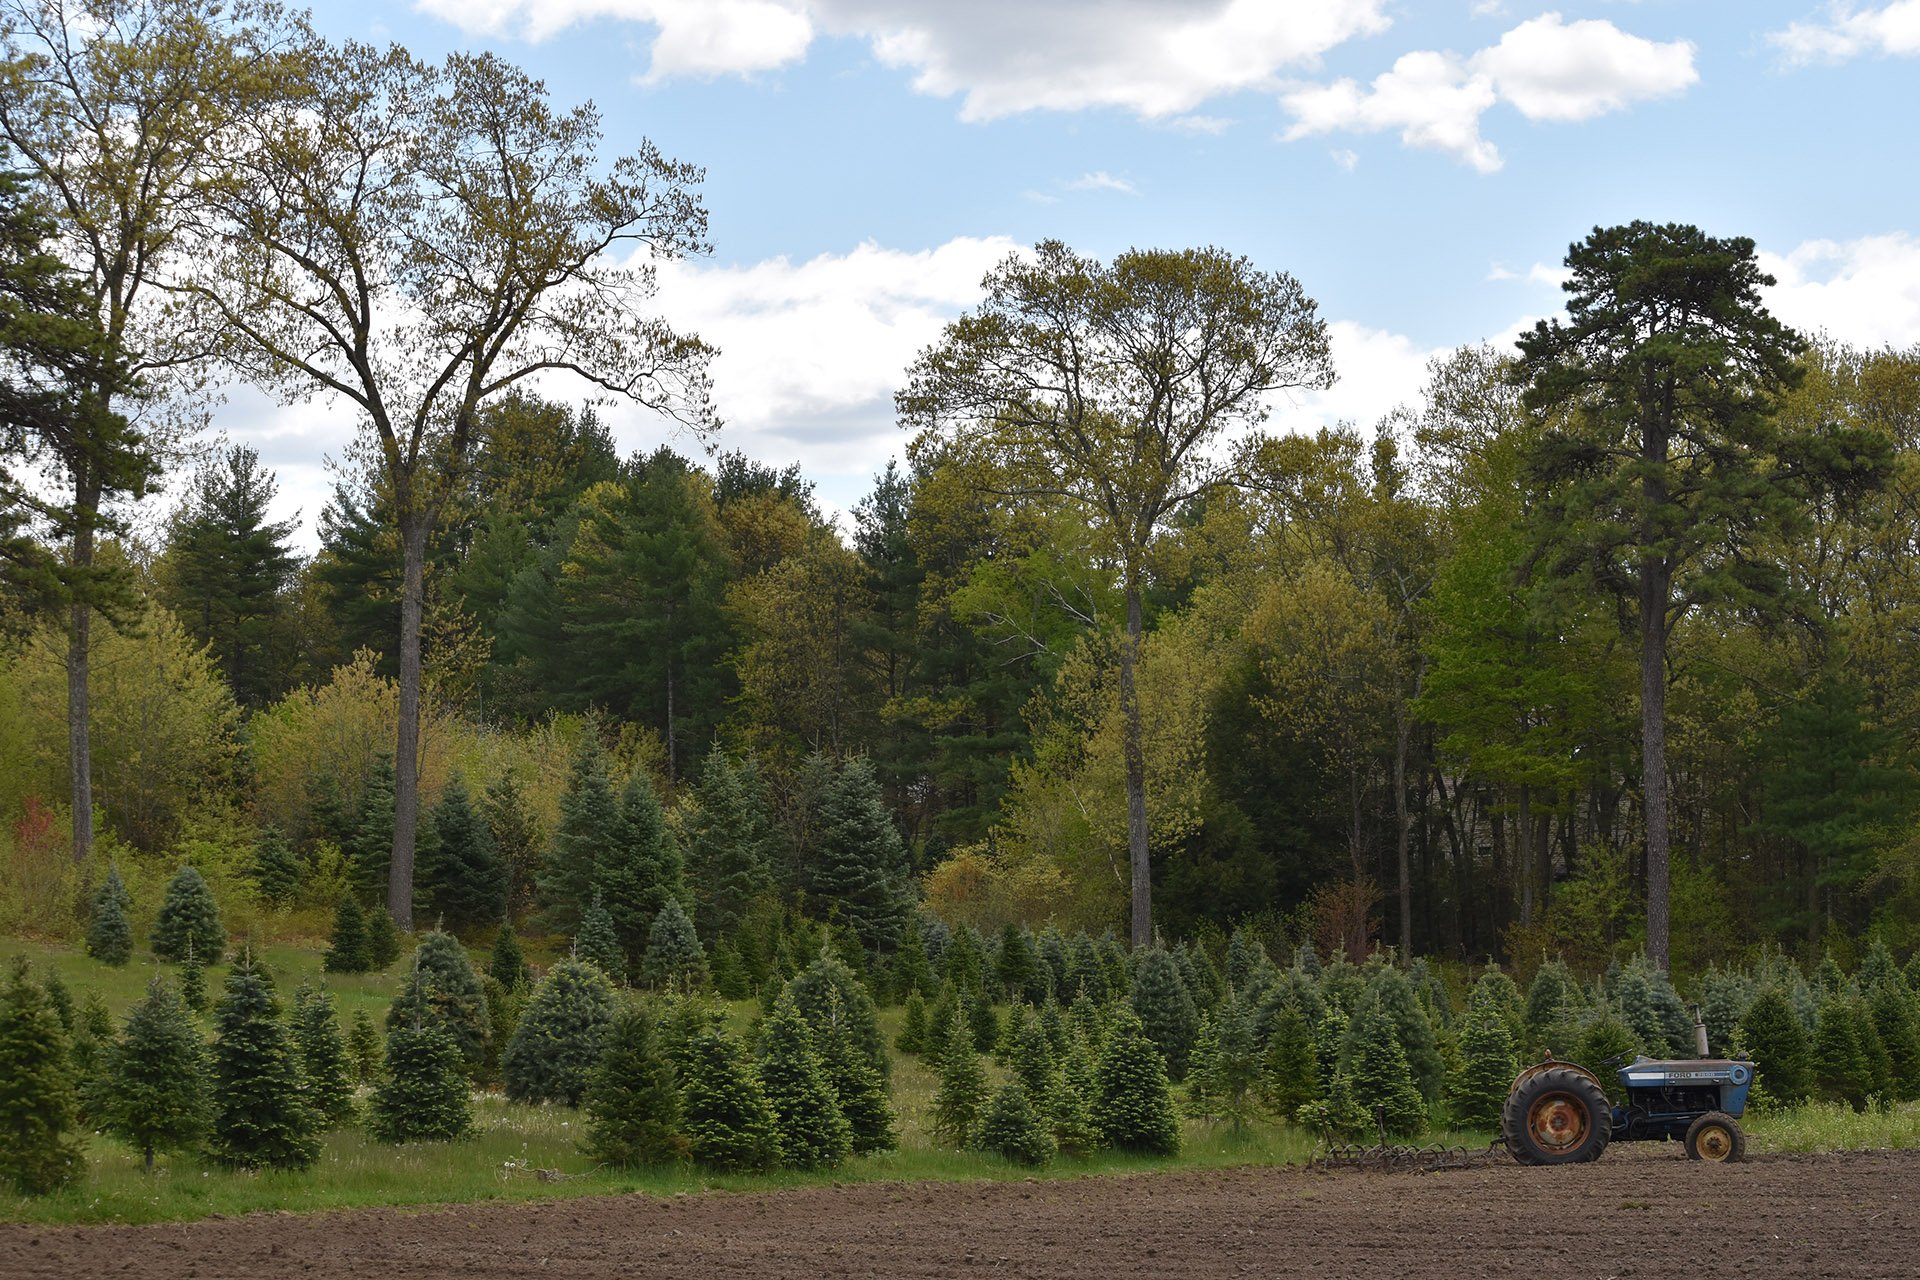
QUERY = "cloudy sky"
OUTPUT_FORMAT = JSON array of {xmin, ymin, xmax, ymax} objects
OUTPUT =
[{"xmin": 222, "ymin": 1, "xmax": 1920, "ymax": 545}]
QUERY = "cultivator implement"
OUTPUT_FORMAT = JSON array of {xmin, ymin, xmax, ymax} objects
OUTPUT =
[{"xmin": 1307, "ymin": 1108, "xmax": 1511, "ymax": 1175}]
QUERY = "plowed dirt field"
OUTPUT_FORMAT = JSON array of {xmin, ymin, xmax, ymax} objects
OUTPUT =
[{"xmin": 3, "ymin": 1146, "xmax": 1913, "ymax": 1279}]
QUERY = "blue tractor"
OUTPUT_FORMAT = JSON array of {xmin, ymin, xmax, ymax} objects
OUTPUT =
[{"xmin": 1501, "ymin": 1013, "xmax": 1755, "ymax": 1165}]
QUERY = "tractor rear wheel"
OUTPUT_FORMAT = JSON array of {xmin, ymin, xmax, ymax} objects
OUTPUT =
[
  {"xmin": 1684, "ymin": 1112, "xmax": 1744, "ymax": 1163},
  {"xmin": 1501, "ymin": 1066, "xmax": 1610, "ymax": 1165}
]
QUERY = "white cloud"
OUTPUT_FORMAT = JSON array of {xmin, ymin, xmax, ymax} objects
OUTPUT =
[
  {"xmin": 1162, "ymin": 114, "xmax": 1234, "ymax": 135},
  {"xmin": 1271, "ymin": 321, "xmax": 1445, "ymax": 432},
  {"xmin": 636, "ymin": 236, "xmax": 1019, "ymax": 474},
  {"xmin": 1769, "ymin": 2, "xmax": 1920, "ymax": 64},
  {"xmin": 413, "ymin": 0, "xmax": 1392, "ymax": 119},
  {"xmin": 1487, "ymin": 261, "xmax": 1572, "ymax": 287},
  {"xmin": 1760, "ymin": 232, "xmax": 1920, "ymax": 348},
  {"xmin": 1067, "ymin": 170, "xmax": 1136, "ymax": 194},
  {"xmin": 1331, "ymin": 148, "xmax": 1360, "ymax": 172},
  {"xmin": 1280, "ymin": 12, "xmax": 1695, "ymax": 172},
  {"xmin": 414, "ymin": 0, "xmax": 813, "ymax": 80}
]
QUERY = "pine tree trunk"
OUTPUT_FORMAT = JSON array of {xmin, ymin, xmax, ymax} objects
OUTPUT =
[
  {"xmin": 390, "ymin": 515, "xmax": 429, "ymax": 931},
  {"xmin": 1393, "ymin": 700, "xmax": 1413, "ymax": 959},
  {"xmin": 1640, "ymin": 566, "xmax": 1671, "ymax": 971},
  {"xmin": 67, "ymin": 474, "xmax": 99, "ymax": 864},
  {"xmin": 1120, "ymin": 574, "xmax": 1151, "ymax": 949},
  {"xmin": 1517, "ymin": 783, "xmax": 1533, "ymax": 929}
]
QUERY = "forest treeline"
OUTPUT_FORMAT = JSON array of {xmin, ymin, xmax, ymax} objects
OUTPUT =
[{"xmin": 3, "ymin": 0, "xmax": 1920, "ymax": 984}]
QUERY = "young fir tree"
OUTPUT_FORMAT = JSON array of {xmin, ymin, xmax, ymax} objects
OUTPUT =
[
  {"xmin": 208, "ymin": 951, "xmax": 321, "ymax": 1170},
  {"xmin": 597, "ymin": 770, "xmax": 687, "ymax": 966},
  {"xmin": 682, "ymin": 749, "xmax": 775, "ymax": 941},
  {"xmin": 1866, "ymin": 981, "xmax": 1920, "ymax": 1101},
  {"xmin": 100, "ymin": 979, "xmax": 209, "ymax": 1170},
  {"xmin": 423, "ymin": 774, "xmax": 507, "ymax": 931},
  {"xmin": 1611, "ymin": 957, "xmax": 1693, "ymax": 1058},
  {"xmin": 1698, "ymin": 965, "xmax": 1755, "ymax": 1056},
  {"xmin": 480, "ymin": 772, "xmax": 542, "ymax": 918},
  {"xmin": 67, "ymin": 993, "xmax": 116, "ymax": 1123},
  {"xmin": 1450, "ymin": 1003, "xmax": 1518, "ymax": 1130},
  {"xmin": 1312, "ymin": 1004, "xmax": 1350, "ymax": 1096},
  {"xmin": 1185, "ymin": 1013, "xmax": 1223, "ymax": 1120},
  {"xmin": 489, "ymin": 918, "xmax": 530, "ymax": 991},
  {"xmin": 1225, "ymin": 927, "xmax": 1269, "ymax": 994},
  {"xmin": 1051, "ymin": 1033, "xmax": 1101, "ymax": 1157},
  {"xmin": 1572, "ymin": 1011, "xmax": 1641, "ymax": 1105},
  {"xmin": 538, "ymin": 740, "xmax": 624, "ymax": 933},
  {"xmin": 479, "ymin": 974, "xmax": 520, "ymax": 1085},
  {"xmin": 1010, "ymin": 1006, "xmax": 1056, "ymax": 1100},
  {"xmin": 1740, "ymin": 986, "xmax": 1813, "ymax": 1105},
  {"xmin": 323, "ymin": 895, "xmax": 373, "ymax": 973},
  {"xmin": 1356, "ymin": 967, "xmax": 1447, "ymax": 1105},
  {"xmin": 350, "ymin": 753, "xmax": 397, "ymax": 902},
  {"xmin": 995, "ymin": 923, "xmax": 1046, "ymax": 1005},
  {"xmin": 1261, "ymin": 1002, "xmax": 1319, "ymax": 1120},
  {"xmin": 347, "ymin": 1009, "xmax": 382, "ymax": 1084},
  {"xmin": 965, "ymin": 980, "xmax": 1000, "ymax": 1053},
  {"xmin": 710, "ymin": 940, "xmax": 749, "ymax": 999},
  {"xmin": 977, "ymin": 1078, "xmax": 1055, "ymax": 1166},
  {"xmin": 369, "ymin": 1018, "xmax": 473, "ymax": 1143},
  {"xmin": 1340, "ymin": 997, "xmax": 1427, "ymax": 1139},
  {"xmin": 1467, "ymin": 967, "xmax": 1526, "ymax": 1050},
  {"xmin": 1130, "ymin": 947, "xmax": 1200, "ymax": 1081},
  {"xmin": 1855, "ymin": 1001, "xmax": 1894, "ymax": 1101},
  {"xmin": 251, "ymin": 827, "xmax": 299, "ymax": 908},
  {"xmin": 678, "ymin": 1023, "xmax": 779, "ymax": 1172},
  {"xmin": 787, "ymin": 951, "xmax": 890, "ymax": 1080},
  {"xmin": 894, "ymin": 918, "xmax": 934, "ymax": 1004},
  {"xmin": 758, "ymin": 993, "xmax": 852, "ymax": 1170},
  {"xmin": 387, "ymin": 932, "xmax": 491, "ymax": 1074},
  {"xmin": 150, "ymin": 865, "xmax": 224, "ymax": 963},
  {"xmin": 86, "ymin": 863, "xmax": 134, "ymax": 965},
  {"xmin": 576, "ymin": 891, "xmax": 627, "ymax": 981},
  {"xmin": 804, "ymin": 756, "xmax": 912, "ymax": 953},
  {"xmin": 291, "ymin": 982, "xmax": 356, "ymax": 1126},
  {"xmin": 583, "ymin": 1004, "xmax": 686, "ymax": 1167},
  {"xmin": 1195, "ymin": 995, "xmax": 1261, "ymax": 1131},
  {"xmin": 1812, "ymin": 995, "xmax": 1869, "ymax": 1110},
  {"xmin": 641, "ymin": 897, "xmax": 708, "ymax": 991},
  {"xmin": 931, "ymin": 1005, "xmax": 990, "ymax": 1145},
  {"xmin": 503, "ymin": 957, "xmax": 616, "ymax": 1106},
  {"xmin": 178, "ymin": 938, "xmax": 209, "ymax": 1014},
  {"xmin": 896, "ymin": 988, "xmax": 930, "ymax": 1056},
  {"xmin": 365, "ymin": 905, "xmax": 403, "ymax": 970},
  {"xmin": 1092, "ymin": 1006, "xmax": 1181, "ymax": 1155},
  {"xmin": 0, "ymin": 961, "xmax": 82, "ymax": 1194},
  {"xmin": 812, "ymin": 987, "xmax": 897, "ymax": 1154}
]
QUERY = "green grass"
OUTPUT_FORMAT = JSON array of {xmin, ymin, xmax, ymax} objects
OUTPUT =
[{"xmin": 6, "ymin": 939, "xmax": 1913, "ymax": 1226}]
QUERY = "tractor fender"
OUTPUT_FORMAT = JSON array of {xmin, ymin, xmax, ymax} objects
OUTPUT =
[{"xmin": 1509, "ymin": 1056, "xmax": 1605, "ymax": 1098}]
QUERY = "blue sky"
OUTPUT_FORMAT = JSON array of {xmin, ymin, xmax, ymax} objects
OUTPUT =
[{"xmin": 227, "ymin": 1, "xmax": 1920, "ymax": 544}]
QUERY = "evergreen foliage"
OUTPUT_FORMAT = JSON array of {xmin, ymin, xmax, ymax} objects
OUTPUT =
[
  {"xmin": 965, "ymin": 981, "xmax": 1000, "ymax": 1052},
  {"xmin": 369, "ymin": 1019, "xmax": 473, "ymax": 1143},
  {"xmin": 350, "ymin": 753, "xmax": 397, "ymax": 901},
  {"xmin": 208, "ymin": 951, "xmax": 321, "ymax": 1170},
  {"xmin": 1260, "ymin": 1002, "xmax": 1319, "ymax": 1119},
  {"xmin": 86, "ymin": 863, "xmax": 134, "ymax": 965},
  {"xmin": 682, "ymin": 750, "xmax": 775, "ymax": 940},
  {"xmin": 347, "ymin": 1009, "xmax": 382, "ymax": 1084},
  {"xmin": 538, "ymin": 740, "xmax": 623, "ymax": 933},
  {"xmin": 1466, "ymin": 967, "xmax": 1525, "ymax": 1049},
  {"xmin": 251, "ymin": 827, "xmax": 299, "ymax": 907},
  {"xmin": 1340, "ymin": 997, "xmax": 1427, "ymax": 1139},
  {"xmin": 100, "ymin": 978, "xmax": 209, "ymax": 1169},
  {"xmin": 1865, "ymin": 981, "xmax": 1920, "ymax": 1101},
  {"xmin": 502, "ymin": 957, "xmax": 616, "ymax": 1106},
  {"xmin": 1050, "ymin": 1034, "xmax": 1100, "ymax": 1156},
  {"xmin": 489, "ymin": 919, "xmax": 530, "ymax": 990},
  {"xmin": 1451, "ymin": 1004, "xmax": 1518, "ymax": 1130},
  {"xmin": 1611, "ymin": 957, "xmax": 1693, "ymax": 1057},
  {"xmin": 758, "ymin": 993, "xmax": 852, "ymax": 1170},
  {"xmin": 1812, "ymin": 995, "xmax": 1869, "ymax": 1110},
  {"xmin": 786, "ymin": 951, "xmax": 889, "ymax": 1080},
  {"xmin": 423, "ymin": 774, "xmax": 507, "ymax": 930},
  {"xmin": 365, "ymin": 905, "xmax": 403, "ymax": 970},
  {"xmin": 1740, "ymin": 986, "xmax": 1813, "ymax": 1105},
  {"xmin": 1130, "ymin": 947, "xmax": 1200, "ymax": 1080},
  {"xmin": 291, "ymin": 982, "xmax": 356, "ymax": 1125},
  {"xmin": 323, "ymin": 895, "xmax": 373, "ymax": 973},
  {"xmin": 1572, "ymin": 1011, "xmax": 1641, "ymax": 1105},
  {"xmin": 151, "ymin": 865, "xmax": 224, "ymax": 964},
  {"xmin": 995, "ymin": 923, "xmax": 1045, "ymax": 1004},
  {"xmin": 584, "ymin": 1004, "xmax": 686, "ymax": 1167},
  {"xmin": 1312, "ymin": 1004, "xmax": 1349, "ymax": 1095},
  {"xmin": 931, "ymin": 1006, "xmax": 990, "ymax": 1145},
  {"xmin": 678, "ymin": 1023, "xmax": 779, "ymax": 1171},
  {"xmin": 1010, "ymin": 1006, "xmax": 1055, "ymax": 1100},
  {"xmin": 1360, "ymin": 967, "xmax": 1446, "ymax": 1104},
  {"xmin": 0, "ymin": 962, "xmax": 82, "ymax": 1194},
  {"xmin": 808, "ymin": 986, "xmax": 897, "ymax": 1154},
  {"xmin": 804, "ymin": 756, "xmax": 911, "ymax": 952},
  {"xmin": 641, "ymin": 897, "xmax": 709, "ymax": 990},
  {"xmin": 179, "ymin": 940, "xmax": 209, "ymax": 1013},
  {"xmin": 894, "ymin": 919, "xmax": 934, "ymax": 1002},
  {"xmin": 977, "ymin": 1078, "xmax": 1055, "ymax": 1166},
  {"xmin": 576, "ymin": 891, "xmax": 627, "ymax": 980},
  {"xmin": 1091, "ymin": 1006, "xmax": 1181, "ymax": 1155},
  {"xmin": 387, "ymin": 931, "xmax": 491, "ymax": 1073},
  {"xmin": 597, "ymin": 769, "xmax": 687, "ymax": 965},
  {"xmin": 896, "ymin": 988, "xmax": 930, "ymax": 1055}
]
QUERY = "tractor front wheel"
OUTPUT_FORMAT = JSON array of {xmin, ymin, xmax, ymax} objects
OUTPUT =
[
  {"xmin": 1684, "ymin": 1112, "xmax": 1745, "ymax": 1163},
  {"xmin": 1502, "ymin": 1067, "xmax": 1611, "ymax": 1166}
]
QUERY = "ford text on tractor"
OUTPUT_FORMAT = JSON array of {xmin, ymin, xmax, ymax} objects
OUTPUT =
[{"xmin": 1501, "ymin": 1010, "xmax": 1755, "ymax": 1165}]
